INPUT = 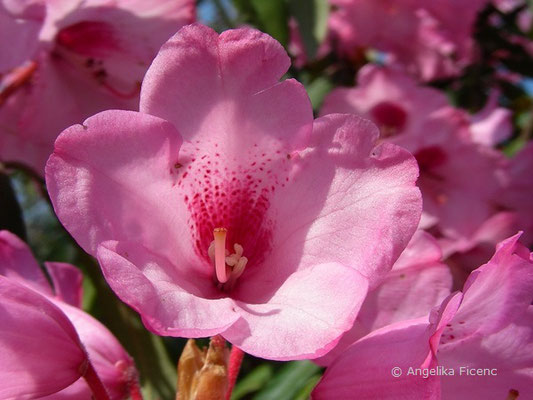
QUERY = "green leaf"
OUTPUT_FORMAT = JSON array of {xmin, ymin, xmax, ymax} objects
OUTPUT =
[
  {"xmin": 288, "ymin": 0, "xmax": 329, "ymax": 59},
  {"xmin": 231, "ymin": 364, "xmax": 274, "ymax": 400},
  {"xmin": 253, "ymin": 361, "xmax": 321, "ymax": 400},
  {"xmin": 0, "ymin": 172, "xmax": 27, "ymax": 241},
  {"xmin": 251, "ymin": 0, "xmax": 290, "ymax": 46},
  {"xmin": 234, "ymin": 0, "xmax": 289, "ymax": 45},
  {"xmin": 305, "ymin": 76, "xmax": 334, "ymax": 111},
  {"xmin": 293, "ymin": 374, "xmax": 322, "ymax": 400},
  {"xmin": 503, "ymin": 136, "xmax": 527, "ymax": 156}
]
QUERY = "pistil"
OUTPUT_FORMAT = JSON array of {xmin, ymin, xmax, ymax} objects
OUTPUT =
[
  {"xmin": 208, "ymin": 229, "xmax": 249, "ymax": 289},
  {"xmin": 213, "ymin": 228, "xmax": 229, "ymax": 283}
]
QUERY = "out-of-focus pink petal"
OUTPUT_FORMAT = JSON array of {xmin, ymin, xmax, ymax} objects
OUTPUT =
[
  {"xmin": 500, "ymin": 143, "xmax": 533, "ymax": 245},
  {"xmin": 54, "ymin": 300, "xmax": 136, "ymax": 400},
  {"xmin": 224, "ymin": 263, "xmax": 368, "ymax": 361},
  {"xmin": 0, "ymin": 5, "xmax": 41, "ymax": 74},
  {"xmin": 469, "ymin": 92, "xmax": 512, "ymax": 146},
  {"xmin": 357, "ymin": 231, "xmax": 451, "ymax": 332},
  {"xmin": 46, "ymin": 262, "xmax": 83, "ymax": 308},
  {"xmin": 96, "ymin": 240, "xmax": 240, "ymax": 338},
  {"xmin": 0, "ymin": 277, "xmax": 86, "ymax": 400},
  {"xmin": 46, "ymin": 110, "xmax": 184, "ymax": 262},
  {"xmin": 0, "ymin": 230, "xmax": 52, "ymax": 295},
  {"xmin": 320, "ymin": 65, "xmax": 449, "ymax": 137},
  {"xmin": 39, "ymin": 379, "xmax": 91, "ymax": 400},
  {"xmin": 1, "ymin": 0, "xmax": 194, "ymax": 175}
]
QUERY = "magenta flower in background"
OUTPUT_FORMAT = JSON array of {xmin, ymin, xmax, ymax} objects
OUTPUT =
[
  {"xmin": 500, "ymin": 143, "xmax": 533, "ymax": 245},
  {"xmin": 0, "ymin": 231, "xmax": 138, "ymax": 399},
  {"xmin": 0, "ymin": 0, "xmax": 194, "ymax": 174},
  {"xmin": 312, "ymin": 233, "xmax": 533, "ymax": 399},
  {"xmin": 46, "ymin": 24, "xmax": 422, "ymax": 360},
  {"xmin": 316, "ymin": 230, "xmax": 452, "ymax": 366},
  {"xmin": 321, "ymin": 65, "xmax": 511, "ymax": 261},
  {"xmin": 328, "ymin": 0, "xmax": 490, "ymax": 80}
]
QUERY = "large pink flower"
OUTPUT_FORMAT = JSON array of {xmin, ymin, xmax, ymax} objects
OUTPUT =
[
  {"xmin": 328, "ymin": 0, "xmax": 489, "ymax": 80},
  {"xmin": 312, "ymin": 233, "xmax": 533, "ymax": 399},
  {"xmin": 321, "ymin": 65, "xmax": 508, "ymax": 248},
  {"xmin": 0, "ymin": 0, "xmax": 194, "ymax": 174},
  {"xmin": 0, "ymin": 230, "xmax": 138, "ymax": 399},
  {"xmin": 46, "ymin": 24, "xmax": 422, "ymax": 360}
]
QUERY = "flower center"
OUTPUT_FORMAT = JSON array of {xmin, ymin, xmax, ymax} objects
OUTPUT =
[
  {"xmin": 370, "ymin": 101, "xmax": 408, "ymax": 137},
  {"xmin": 208, "ymin": 227, "xmax": 248, "ymax": 290}
]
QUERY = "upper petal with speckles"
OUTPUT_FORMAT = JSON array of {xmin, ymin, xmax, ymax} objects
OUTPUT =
[{"xmin": 236, "ymin": 113, "xmax": 421, "ymax": 297}]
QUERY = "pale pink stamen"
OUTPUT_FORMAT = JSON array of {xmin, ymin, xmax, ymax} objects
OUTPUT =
[{"xmin": 213, "ymin": 228, "xmax": 229, "ymax": 283}]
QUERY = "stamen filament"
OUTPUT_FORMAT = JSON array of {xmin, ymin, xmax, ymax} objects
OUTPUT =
[{"xmin": 213, "ymin": 228, "xmax": 229, "ymax": 283}]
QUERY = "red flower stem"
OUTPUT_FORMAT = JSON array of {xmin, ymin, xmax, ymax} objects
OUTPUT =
[
  {"xmin": 129, "ymin": 381, "xmax": 144, "ymax": 400},
  {"xmin": 226, "ymin": 345, "xmax": 245, "ymax": 400},
  {"xmin": 83, "ymin": 360, "xmax": 111, "ymax": 400}
]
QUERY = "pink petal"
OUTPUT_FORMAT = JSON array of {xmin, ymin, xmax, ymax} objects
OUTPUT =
[
  {"xmin": 358, "ymin": 231, "xmax": 451, "ymax": 333},
  {"xmin": 141, "ymin": 24, "xmax": 312, "ymax": 149},
  {"xmin": 439, "ymin": 233, "xmax": 533, "ymax": 347},
  {"xmin": 312, "ymin": 319, "xmax": 439, "ymax": 400},
  {"xmin": 439, "ymin": 307, "xmax": 533, "ymax": 400},
  {"xmin": 46, "ymin": 110, "xmax": 186, "ymax": 263},
  {"xmin": 316, "ymin": 231, "xmax": 451, "ymax": 366},
  {"xmin": 0, "ymin": 230, "xmax": 52, "ymax": 296},
  {"xmin": 242, "ymin": 114, "xmax": 421, "ymax": 294},
  {"xmin": 224, "ymin": 263, "xmax": 369, "ymax": 361},
  {"xmin": 46, "ymin": 262, "xmax": 83, "ymax": 308},
  {"xmin": 96, "ymin": 240, "xmax": 240, "ymax": 337},
  {"xmin": 321, "ymin": 65, "xmax": 449, "ymax": 135},
  {"xmin": 469, "ymin": 92, "xmax": 512, "ymax": 147},
  {"xmin": 39, "ymin": 379, "xmax": 91, "ymax": 400},
  {"xmin": 0, "ymin": 5, "xmax": 41, "ymax": 74},
  {"xmin": 53, "ymin": 299, "xmax": 136, "ymax": 400},
  {"xmin": 0, "ymin": 277, "xmax": 86, "ymax": 399}
]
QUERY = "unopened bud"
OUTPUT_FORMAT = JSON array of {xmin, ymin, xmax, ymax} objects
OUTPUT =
[{"xmin": 177, "ymin": 338, "xmax": 229, "ymax": 400}]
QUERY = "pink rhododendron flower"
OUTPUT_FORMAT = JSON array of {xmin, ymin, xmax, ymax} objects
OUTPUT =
[
  {"xmin": 0, "ymin": 0, "xmax": 194, "ymax": 174},
  {"xmin": 46, "ymin": 24, "xmax": 422, "ymax": 360},
  {"xmin": 0, "ymin": 276, "xmax": 88, "ymax": 399},
  {"xmin": 316, "ymin": 230, "xmax": 452, "ymax": 366},
  {"xmin": 0, "ymin": 230, "xmax": 138, "ymax": 399},
  {"xmin": 321, "ymin": 65, "xmax": 507, "ymax": 248},
  {"xmin": 312, "ymin": 233, "xmax": 533, "ymax": 399},
  {"xmin": 500, "ymin": 143, "xmax": 533, "ymax": 245},
  {"xmin": 493, "ymin": 0, "xmax": 524, "ymax": 12},
  {"xmin": 469, "ymin": 91, "xmax": 513, "ymax": 147},
  {"xmin": 328, "ymin": 0, "xmax": 489, "ymax": 80}
]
